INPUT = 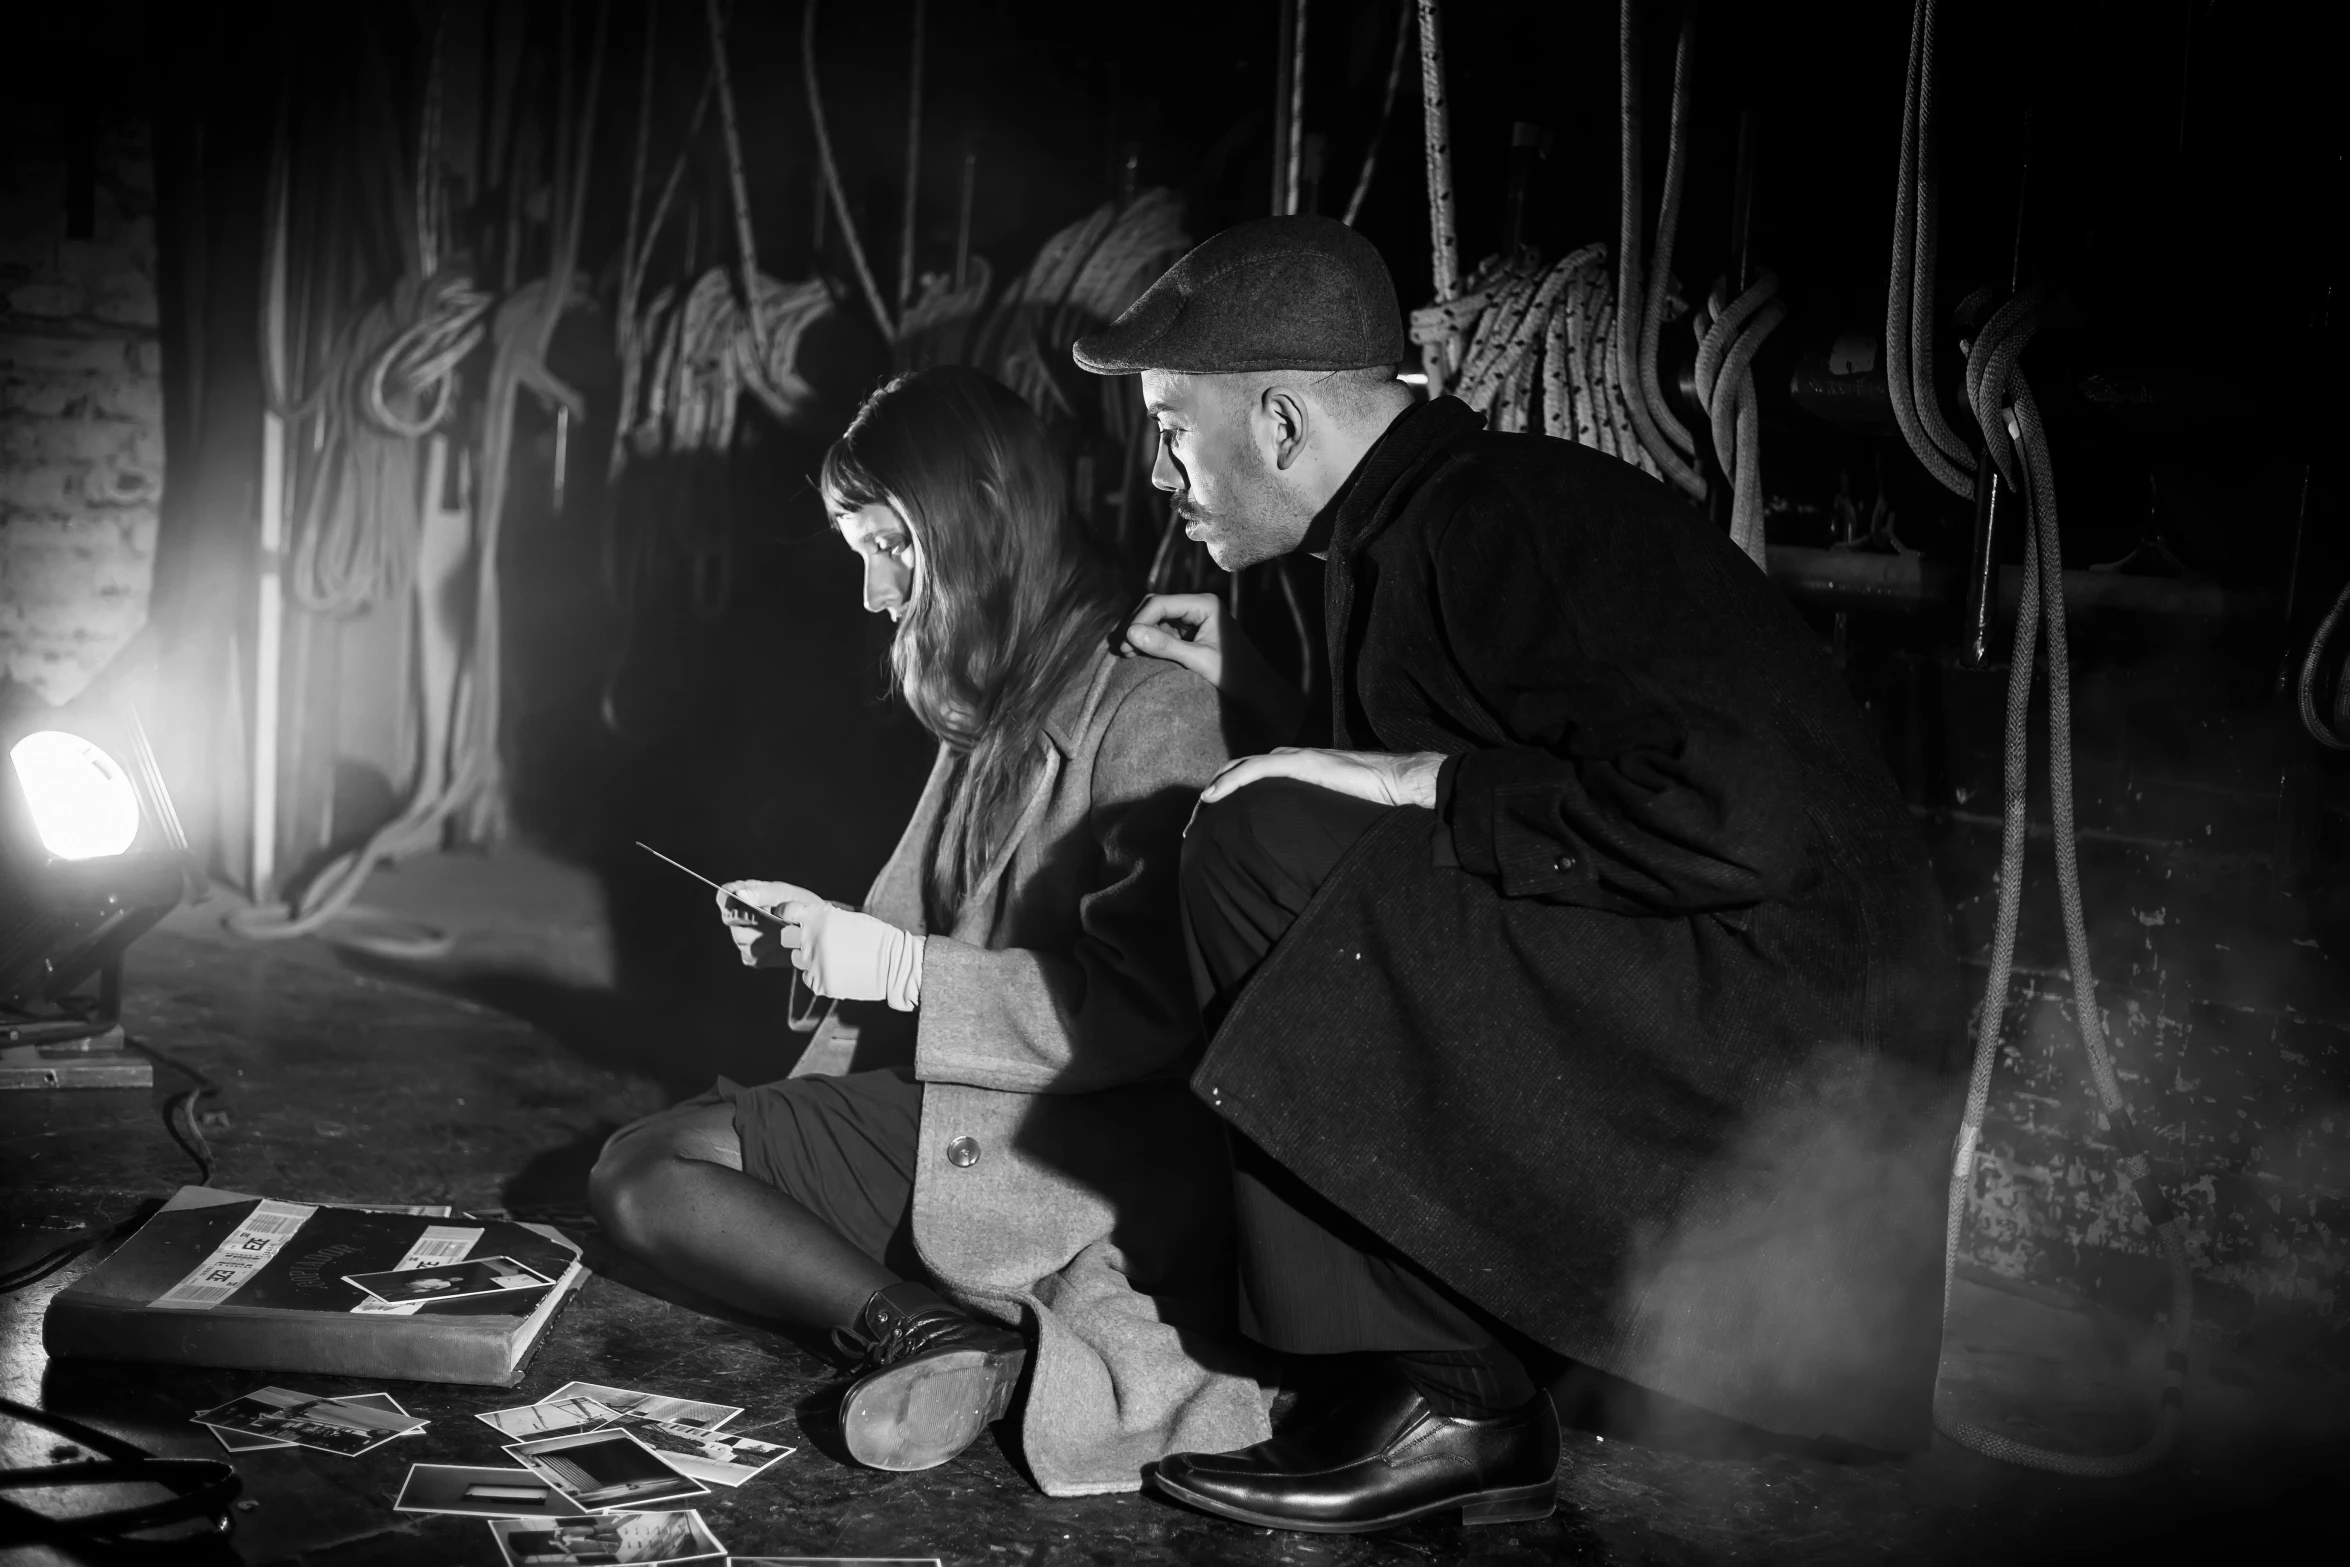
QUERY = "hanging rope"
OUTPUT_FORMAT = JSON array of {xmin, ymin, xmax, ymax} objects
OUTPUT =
[
  {"xmin": 1934, "ymin": 281, "xmax": 2195, "ymax": 1477},
  {"xmin": 976, "ymin": 188, "xmax": 1189, "ymax": 429},
  {"xmin": 803, "ymin": 0, "xmax": 897, "ymax": 337},
  {"xmin": 1615, "ymin": 0, "xmax": 1705, "ymax": 499},
  {"xmin": 2295, "ymin": 578, "xmax": 2350, "ymax": 748},
  {"xmin": 620, "ymin": 0, "xmax": 837, "ymax": 458},
  {"xmin": 610, "ymin": 0, "xmax": 718, "ymax": 480},
  {"xmin": 234, "ymin": 0, "xmax": 614, "ymax": 938},
  {"xmin": 1341, "ymin": 0, "xmax": 1413, "ymax": 227},
  {"xmin": 1692, "ymin": 268, "xmax": 1787, "ymax": 565},
  {"xmin": 1885, "ymin": 0, "xmax": 1976, "ymax": 499},
  {"xmin": 1416, "ymin": 0, "xmax": 1461, "ymax": 390}
]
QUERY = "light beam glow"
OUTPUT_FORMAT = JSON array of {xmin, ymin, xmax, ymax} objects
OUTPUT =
[{"xmin": 9, "ymin": 731, "xmax": 142, "ymax": 860}]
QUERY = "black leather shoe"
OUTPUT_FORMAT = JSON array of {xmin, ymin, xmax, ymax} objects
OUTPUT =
[
  {"xmin": 1146, "ymin": 1373, "xmax": 1558, "ymax": 1534},
  {"xmin": 832, "ymin": 1283, "xmax": 1027, "ymax": 1471}
]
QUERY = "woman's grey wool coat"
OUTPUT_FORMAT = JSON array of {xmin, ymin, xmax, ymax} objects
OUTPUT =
[{"xmin": 789, "ymin": 647, "xmax": 1271, "ymax": 1496}]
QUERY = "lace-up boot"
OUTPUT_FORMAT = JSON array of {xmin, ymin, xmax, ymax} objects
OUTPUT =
[{"xmin": 832, "ymin": 1282, "xmax": 1027, "ymax": 1471}]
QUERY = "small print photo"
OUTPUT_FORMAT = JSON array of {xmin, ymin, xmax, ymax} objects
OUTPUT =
[
  {"xmin": 596, "ymin": 1414, "xmax": 793, "ymax": 1487},
  {"xmin": 206, "ymin": 1390, "xmax": 418, "ymax": 1453},
  {"xmin": 536, "ymin": 1381, "xmax": 740, "ymax": 1432},
  {"xmin": 393, "ymin": 1463, "xmax": 578, "ymax": 1519},
  {"xmin": 345, "ymin": 1255, "xmax": 552, "ymax": 1304},
  {"xmin": 192, "ymin": 1386, "xmax": 425, "ymax": 1457},
  {"xmin": 487, "ymin": 1509, "xmax": 723, "ymax": 1567},
  {"xmin": 477, "ymin": 1395, "xmax": 622, "ymax": 1440},
  {"xmin": 503, "ymin": 1429, "xmax": 710, "ymax": 1512}
]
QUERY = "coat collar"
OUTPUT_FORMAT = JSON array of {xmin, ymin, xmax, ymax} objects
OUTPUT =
[
  {"xmin": 1320, "ymin": 394, "xmax": 1488, "ymax": 560},
  {"xmin": 1040, "ymin": 642, "xmax": 1118, "ymax": 756}
]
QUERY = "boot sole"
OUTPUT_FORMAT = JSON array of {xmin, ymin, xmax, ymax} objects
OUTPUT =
[
  {"xmin": 1148, "ymin": 1470, "xmax": 1557, "ymax": 1535},
  {"xmin": 842, "ymin": 1346, "xmax": 1026, "ymax": 1472}
]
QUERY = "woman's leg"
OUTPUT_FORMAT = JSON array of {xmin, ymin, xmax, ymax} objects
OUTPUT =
[{"xmin": 588, "ymin": 1104, "xmax": 896, "ymax": 1330}]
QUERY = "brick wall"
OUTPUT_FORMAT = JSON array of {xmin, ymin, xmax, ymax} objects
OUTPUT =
[{"xmin": 0, "ymin": 96, "xmax": 162, "ymax": 706}]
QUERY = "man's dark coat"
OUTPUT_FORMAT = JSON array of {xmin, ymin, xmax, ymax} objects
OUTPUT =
[{"xmin": 1195, "ymin": 396, "xmax": 1963, "ymax": 1452}]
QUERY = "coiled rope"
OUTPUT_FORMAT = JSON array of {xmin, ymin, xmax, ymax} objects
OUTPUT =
[
  {"xmin": 1692, "ymin": 268, "xmax": 1787, "ymax": 565},
  {"xmin": 1934, "ymin": 282, "xmax": 2194, "ymax": 1476},
  {"xmin": 1885, "ymin": 0, "xmax": 1975, "ymax": 500},
  {"xmin": 1408, "ymin": 245, "xmax": 1658, "ymax": 474},
  {"xmin": 234, "ymin": 0, "xmax": 612, "ymax": 939},
  {"xmin": 978, "ymin": 188, "xmax": 1190, "ymax": 430}
]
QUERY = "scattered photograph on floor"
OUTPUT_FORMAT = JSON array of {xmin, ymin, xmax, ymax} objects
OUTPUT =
[
  {"xmin": 594, "ymin": 1414, "xmax": 793, "ymax": 1486},
  {"xmin": 204, "ymin": 1390, "xmax": 417, "ymax": 1453},
  {"xmin": 478, "ymin": 1395, "xmax": 623, "ymax": 1440},
  {"xmin": 485, "ymin": 1509, "xmax": 723, "ymax": 1566},
  {"xmin": 503, "ymin": 1428, "xmax": 710, "ymax": 1511},
  {"xmin": 536, "ymin": 1381, "xmax": 741, "ymax": 1431},
  {"xmin": 393, "ymin": 1463, "xmax": 580, "ymax": 1519},
  {"xmin": 192, "ymin": 1386, "xmax": 425, "ymax": 1457}
]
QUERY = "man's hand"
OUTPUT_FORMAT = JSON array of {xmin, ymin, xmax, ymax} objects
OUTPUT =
[
  {"xmin": 1197, "ymin": 747, "xmax": 1446, "ymax": 812},
  {"xmin": 717, "ymin": 879, "xmax": 812, "ymax": 968},
  {"xmin": 1119, "ymin": 593, "xmax": 1308, "ymax": 742}
]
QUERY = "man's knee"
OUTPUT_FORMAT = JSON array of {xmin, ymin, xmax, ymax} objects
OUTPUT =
[{"xmin": 1182, "ymin": 777, "xmax": 1385, "ymax": 910}]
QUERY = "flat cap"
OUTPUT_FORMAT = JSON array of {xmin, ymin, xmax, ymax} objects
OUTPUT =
[{"xmin": 1072, "ymin": 215, "xmax": 1407, "ymax": 375}]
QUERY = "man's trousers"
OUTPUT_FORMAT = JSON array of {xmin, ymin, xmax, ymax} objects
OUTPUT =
[{"xmin": 1180, "ymin": 777, "xmax": 1505, "ymax": 1358}]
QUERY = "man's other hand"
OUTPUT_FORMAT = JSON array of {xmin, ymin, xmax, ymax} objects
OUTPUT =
[
  {"xmin": 1197, "ymin": 747, "xmax": 1445, "ymax": 813},
  {"xmin": 1119, "ymin": 592, "xmax": 1308, "ymax": 741}
]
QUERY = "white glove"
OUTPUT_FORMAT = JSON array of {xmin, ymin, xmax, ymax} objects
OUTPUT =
[
  {"xmin": 716, "ymin": 880, "xmax": 812, "ymax": 970},
  {"xmin": 779, "ymin": 898, "xmax": 925, "ymax": 1012}
]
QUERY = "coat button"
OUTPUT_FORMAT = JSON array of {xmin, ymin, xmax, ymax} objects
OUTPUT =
[
  {"xmin": 945, "ymin": 1136, "xmax": 980, "ymax": 1168},
  {"xmin": 1553, "ymin": 854, "xmax": 1577, "ymax": 873}
]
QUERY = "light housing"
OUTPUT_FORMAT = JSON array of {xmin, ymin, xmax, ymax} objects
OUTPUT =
[
  {"xmin": 2, "ymin": 701, "xmax": 194, "ymax": 1072},
  {"xmin": 10, "ymin": 730, "xmax": 144, "ymax": 861}
]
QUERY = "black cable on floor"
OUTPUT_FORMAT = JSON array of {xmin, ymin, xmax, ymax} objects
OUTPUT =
[{"xmin": 125, "ymin": 1034, "xmax": 218, "ymax": 1188}]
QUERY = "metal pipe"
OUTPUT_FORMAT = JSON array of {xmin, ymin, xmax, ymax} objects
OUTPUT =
[
  {"xmin": 1730, "ymin": 110, "xmax": 1759, "ymax": 296},
  {"xmin": 1766, "ymin": 546, "xmax": 2261, "ymax": 620},
  {"xmin": 953, "ymin": 145, "xmax": 976, "ymax": 289},
  {"xmin": 1960, "ymin": 111, "xmax": 2035, "ymax": 669}
]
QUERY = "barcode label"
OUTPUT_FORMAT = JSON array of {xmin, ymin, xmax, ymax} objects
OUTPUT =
[
  {"xmin": 349, "ymin": 1225, "xmax": 483, "ymax": 1316},
  {"xmin": 152, "ymin": 1200, "xmax": 316, "ymax": 1310}
]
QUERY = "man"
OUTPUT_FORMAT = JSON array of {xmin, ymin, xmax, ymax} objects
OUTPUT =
[{"xmin": 1075, "ymin": 217, "xmax": 1961, "ymax": 1535}]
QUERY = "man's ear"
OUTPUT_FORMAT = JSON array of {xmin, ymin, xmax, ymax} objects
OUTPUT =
[{"xmin": 1261, "ymin": 384, "xmax": 1310, "ymax": 471}]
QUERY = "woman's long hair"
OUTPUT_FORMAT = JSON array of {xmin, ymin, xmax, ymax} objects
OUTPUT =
[{"xmin": 820, "ymin": 366, "xmax": 1124, "ymax": 925}]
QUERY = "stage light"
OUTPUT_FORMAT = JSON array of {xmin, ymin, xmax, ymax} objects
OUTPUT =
[
  {"xmin": 10, "ymin": 731, "xmax": 143, "ymax": 861},
  {"xmin": 2, "ymin": 705, "xmax": 194, "ymax": 1088}
]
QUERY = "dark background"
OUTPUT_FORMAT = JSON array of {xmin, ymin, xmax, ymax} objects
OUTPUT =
[{"xmin": 4, "ymin": 0, "xmax": 2345, "ymax": 1334}]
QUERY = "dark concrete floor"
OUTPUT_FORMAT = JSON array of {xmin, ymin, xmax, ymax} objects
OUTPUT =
[{"xmin": 4, "ymin": 853, "xmax": 2345, "ymax": 1565}]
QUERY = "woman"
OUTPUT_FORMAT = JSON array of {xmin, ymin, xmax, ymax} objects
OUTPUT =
[{"xmin": 589, "ymin": 365, "xmax": 1267, "ymax": 1495}]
